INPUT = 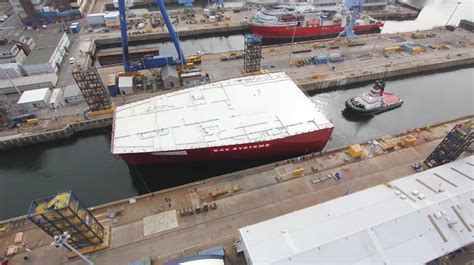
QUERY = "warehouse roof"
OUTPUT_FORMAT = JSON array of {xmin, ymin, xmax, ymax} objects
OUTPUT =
[
  {"xmin": 112, "ymin": 72, "xmax": 333, "ymax": 154},
  {"xmin": 161, "ymin": 65, "xmax": 178, "ymax": 80},
  {"xmin": 23, "ymin": 33, "xmax": 65, "ymax": 65},
  {"xmin": 0, "ymin": 73, "xmax": 58, "ymax": 91},
  {"xmin": 17, "ymin": 88, "xmax": 50, "ymax": 104},
  {"xmin": 238, "ymin": 156, "xmax": 474, "ymax": 264}
]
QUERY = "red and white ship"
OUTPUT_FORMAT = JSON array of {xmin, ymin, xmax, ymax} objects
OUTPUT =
[
  {"xmin": 112, "ymin": 72, "xmax": 334, "ymax": 166},
  {"xmin": 247, "ymin": 3, "xmax": 383, "ymax": 40}
]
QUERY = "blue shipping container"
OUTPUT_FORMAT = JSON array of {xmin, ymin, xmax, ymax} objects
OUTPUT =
[
  {"xmin": 313, "ymin": 54, "xmax": 328, "ymax": 64},
  {"xmin": 108, "ymin": 85, "xmax": 119, "ymax": 97},
  {"xmin": 141, "ymin": 55, "xmax": 174, "ymax": 69}
]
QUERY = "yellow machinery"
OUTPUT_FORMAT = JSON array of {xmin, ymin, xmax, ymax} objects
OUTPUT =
[
  {"xmin": 89, "ymin": 104, "xmax": 116, "ymax": 117},
  {"xmin": 383, "ymin": 46, "xmax": 402, "ymax": 53},
  {"xmin": 27, "ymin": 191, "xmax": 110, "ymax": 257},
  {"xmin": 176, "ymin": 63, "xmax": 198, "ymax": 73},
  {"xmin": 348, "ymin": 144, "xmax": 364, "ymax": 158},
  {"xmin": 185, "ymin": 55, "xmax": 202, "ymax": 65}
]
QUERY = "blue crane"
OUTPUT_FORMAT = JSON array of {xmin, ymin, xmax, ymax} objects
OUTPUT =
[
  {"xmin": 340, "ymin": 0, "xmax": 363, "ymax": 38},
  {"xmin": 118, "ymin": 0, "xmax": 186, "ymax": 72}
]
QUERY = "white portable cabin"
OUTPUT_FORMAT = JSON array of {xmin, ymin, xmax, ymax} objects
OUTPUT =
[
  {"xmin": 48, "ymin": 88, "xmax": 63, "ymax": 109},
  {"xmin": 86, "ymin": 13, "xmax": 106, "ymax": 26},
  {"xmin": 17, "ymin": 88, "xmax": 51, "ymax": 111},
  {"xmin": 118, "ymin": 76, "xmax": 134, "ymax": 95}
]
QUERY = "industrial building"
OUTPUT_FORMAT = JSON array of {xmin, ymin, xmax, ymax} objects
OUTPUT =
[
  {"xmin": 161, "ymin": 65, "xmax": 180, "ymax": 89},
  {"xmin": 16, "ymin": 87, "xmax": 51, "ymax": 110},
  {"xmin": 22, "ymin": 33, "xmax": 70, "ymax": 76},
  {"xmin": 238, "ymin": 156, "xmax": 473, "ymax": 265},
  {"xmin": 0, "ymin": 63, "xmax": 24, "ymax": 79},
  {"xmin": 8, "ymin": 0, "xmax": 81, "ymax": 19},
  {"xmin": 0, "ymin": 72, "xmax": 58, "ymax": 94},
  {"xmin": 0, "ymin": 36, "xmax": 35, "ymax": 65},
  {"xmin": 62, "ymin": 84, "xmax": 84, "ymax": 105}
]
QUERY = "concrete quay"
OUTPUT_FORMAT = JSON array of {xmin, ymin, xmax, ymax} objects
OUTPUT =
[
  {"xmin": 186, "ymin": 27, "xmax": 474, "ymax": 92},
  {"xmin": 0, "ymin": 116, "xmax": 471, "ymax": 265},
  {"xmin": 92, "ymin": 28, "xmax": 474, "ymax": 93}
]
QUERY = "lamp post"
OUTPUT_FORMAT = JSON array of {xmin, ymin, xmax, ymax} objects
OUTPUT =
[
  {"xmin": 436, "ymin": 1, "xmax": 461, "ymax": 46},
  {"xmin": 1, "ymin": 68, "xmax": 21, "ymax": 95},
  {"xmin": 345, "ymin": 140, "xmax": 378, "ymax": 196},
  {"xmin": 51, "ymin": 232, "xmax": 94, "ymax": 265},
  {"xmin": 287, "ymin": 23, "xmax": 297, "ymax": 64}
]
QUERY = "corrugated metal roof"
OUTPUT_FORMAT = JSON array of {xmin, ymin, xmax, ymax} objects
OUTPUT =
[
  {"xmin": 112, "ymin": 72, "xmax": 333, "ymax": 154},
  {"xmin": 0, "ymin": 73, "xmax": 58, "ymax": 89},
  {"xmin": 239, "ymin": 156, "xmax": 474, "ymax": 265},
  {"xmin": 161, "ymin": 65, "xmax": 179, "ymax": 80}
]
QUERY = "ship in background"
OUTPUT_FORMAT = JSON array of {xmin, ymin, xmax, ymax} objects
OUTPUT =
[
  {"xmin": 245, "ymin": 1, "xmax": 384, "ymax": 41},
  {"xmin": 111, "ymin": 72, "xmax": 334, "ymax": 166}
]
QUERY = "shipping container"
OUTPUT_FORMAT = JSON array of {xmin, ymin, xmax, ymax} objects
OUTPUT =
[
  {"xmin": 86, "ymin": 13, "xmax": 106, "ymax": 26},
  {"xmin": 313, "ymin": 54, "xmax": 328, "ymax": 64},
  {"xmin": 141, "ymin": 55, "xmax": 174, "ymax": 69},
  {"xmin": 328, "ymin": 53, "xmax": 344, "ymax": 62}
]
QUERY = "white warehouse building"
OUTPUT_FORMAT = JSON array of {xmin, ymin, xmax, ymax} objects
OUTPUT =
[
  {"xmin": 22, "ymin": 33, "xmax": 70, "ymax": 76},
  {"xmin": 238, "ymin": 156, "xmax": 474, "ymax": 265}
]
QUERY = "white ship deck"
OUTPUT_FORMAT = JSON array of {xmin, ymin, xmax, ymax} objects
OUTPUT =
[{"xmin": 112, "ymin": 72, "xmax": 333, "ymax": 154}]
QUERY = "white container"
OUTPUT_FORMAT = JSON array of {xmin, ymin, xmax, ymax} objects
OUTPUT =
[
  {"xmin": 49, "ymin": 88, "xmax": 63, "ymax": 109},
  {"xmin": 86, "ymin": 13, "xmax": 106, "ymax": 26},
  {"xmin": 118, "ymin": 76, "xmax": 134, "ymax": 95},
  {"xmin": 209, "ymin": 15, "xmax": 216, "ymax": 23},
  {"xmin": 203, "ymin": 9, "xmax": 211, "ymax": 16}
]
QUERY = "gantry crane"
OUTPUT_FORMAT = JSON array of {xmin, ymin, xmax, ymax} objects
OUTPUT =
[
  {"xmin": 340, "ymin": 0, "xmax": 364, "ymax": 38},
  {"xmin": 118, "ymin": 0, "xmax": 186, "ymax": 72}
]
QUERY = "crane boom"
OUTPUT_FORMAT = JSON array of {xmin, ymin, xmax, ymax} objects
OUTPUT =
[
  {"xmin": 117, "ymin": 0, "xmax": 186, "ymax": 72},
  {"xmin": 155, "ymin": 0, "xmax": 186, "ymax": 65},
  {"xmin": 341, "ymin": 0, "xmax": 363, "ymax": 38},
  {"xmin": 118, "ymin": 0, "xmax": 131, "ymax": 72}
]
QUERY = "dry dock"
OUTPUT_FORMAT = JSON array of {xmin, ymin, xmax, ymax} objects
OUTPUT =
[
  {"xmin": 0, "ymin": 28, "xmax": 472, "ymax": 151},
  {"xmin": 0, "ymin": 116, "xmax": 472, "ymax": 264}
]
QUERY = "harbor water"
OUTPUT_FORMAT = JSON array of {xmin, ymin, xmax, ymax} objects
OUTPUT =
[{"xmin": 0, "ymin": 0, "xmax": 473, "ymax": 220}]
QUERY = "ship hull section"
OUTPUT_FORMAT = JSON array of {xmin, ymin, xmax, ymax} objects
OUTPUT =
[
  {"xmin": 119, "ymin": 127, "xmax": 334, "ymax": 166},
  {"xmin": 250, "ymin": 23, "xmax": 383, "ymax": 40}
]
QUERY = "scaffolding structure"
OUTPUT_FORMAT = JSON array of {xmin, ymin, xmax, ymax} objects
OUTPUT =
[
  {"xmin": 243, "ymin": 34, "xmax": 262, "ymax": 73},
  {"xmin": 424, "ymin": 120, "xmax": 473, "ymax": 168},
  {"xmin": 0, "ymin": 95, "xmax": 10, "ymax": 127},
  {"xmin": 27, "ymin": 191, "xmax": 106, "ymax": 250},
  {"xmin": 72, "ymin": 67, "xmax": 112, "ymax": 112}
]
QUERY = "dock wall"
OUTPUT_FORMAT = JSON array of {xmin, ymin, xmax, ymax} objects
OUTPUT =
[
  {"xmin": 0, "ymin": 117, "xmax": 112, "ymax": 151},
  {"xmin": 94, "ymin": 25, "xmax": 249, "ymax": 48},
  {"xmin": 300, "ymin": 56, "xmax": 474, "ymax": 92}
]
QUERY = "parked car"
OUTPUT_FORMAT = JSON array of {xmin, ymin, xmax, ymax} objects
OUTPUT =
[
  {"xmin": 0, "ymin": 15, "xmax": 9, "ymax": 22},
  {"xmin": 69, "ymin": 57, "xmax": 75, "ymax": 64}
]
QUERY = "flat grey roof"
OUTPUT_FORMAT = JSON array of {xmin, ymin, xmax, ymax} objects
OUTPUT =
[
  {"xmin": 23, "ymin": 33, "xmax": 65, "ymax": 66},
  {"xmin": 63, "ymin": 84, "xmax": 82, "ymax": 98}
]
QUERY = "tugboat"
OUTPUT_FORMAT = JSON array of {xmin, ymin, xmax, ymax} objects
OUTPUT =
[{"xmin": 345, "ymin": 80, "xmax": 403, "ymax": 115}]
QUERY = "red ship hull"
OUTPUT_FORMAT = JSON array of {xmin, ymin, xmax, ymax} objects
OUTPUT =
[
  {"xmin": 119, "ymin": 127, "xmax": 334, "ymax": 166},
  {"xmin": 250, "ymin": 22, "xmax": 383, "ymax": 40}
]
